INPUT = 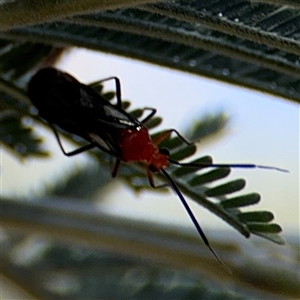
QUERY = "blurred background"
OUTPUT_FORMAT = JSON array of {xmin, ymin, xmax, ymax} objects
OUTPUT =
[{"xmin": 1, "ymin": 1, "xmax": 300, "ymax": 299}]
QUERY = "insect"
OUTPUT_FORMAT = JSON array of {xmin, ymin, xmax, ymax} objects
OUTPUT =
[{"xmin": 28, "ymin": 68, "xmax": 287, "ymax": 271}]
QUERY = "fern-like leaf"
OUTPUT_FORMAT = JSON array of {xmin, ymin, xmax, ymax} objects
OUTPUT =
[{"xmin": 1, "ymin": 3, "xmax": 300, "ymax": 103}]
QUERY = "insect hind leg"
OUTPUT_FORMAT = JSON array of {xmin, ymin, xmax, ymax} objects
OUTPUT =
[{"xmin": 51, "ymin": 125, "xmax": 96, "ymax": 156}]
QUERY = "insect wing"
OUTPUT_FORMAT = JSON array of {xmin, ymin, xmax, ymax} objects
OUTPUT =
[
  {"xmin": 28, "ymin": 68, "xmax": 80, "ymax": 123},
  {"xmin": 77, "ymin": 82, "xmax": 141, "ymax": 131},
  {"xmin": 28, "ymin": 68, "xmax": 142, "ymax": 157}
]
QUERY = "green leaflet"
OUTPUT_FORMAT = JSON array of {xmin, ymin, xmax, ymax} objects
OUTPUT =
[
  {"xmin": 169, "ymin": 144, "xmax": 197, "ymax": 162},
  {"xmin": 172, "ymin": 156, "xmax": 213, "ymax": 177},
  {"xmin": 237, "ymin": 211, "xmax": 274, "ymax": 223},
  {"xmin": 204, "ymin": 179, "xmax": 246, "ymax": 197},
  {"xmin": 221, "ymin": 193, "xmax": 261, "ymax": 209},
  {"xmin": 189, "ymin": 168, "xmax": 231, "ymax": 186},
  {"xmin": 143, "ymin": 116, "xmax": 162, "ymax": 129}
]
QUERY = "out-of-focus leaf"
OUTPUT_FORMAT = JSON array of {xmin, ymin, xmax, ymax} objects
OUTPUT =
[
  {"xmin": 204, "ymin": 179, "xmax": 246, "ymax": 197},
  {"xmin": 247, "ymin": 223, "xmax": 282, "ymax": 233},
  {"xmin": 237, "ymin": 211, "xmax": 274, "ymax": 223},
  {"xmin": 186, "ymin": 112, "xmax": 229, "ymax": 142},
  {"xmin": 221, "ymin": 193, "xmax": 261, "ymax": 209},
  {"xmin": 143, "ymin": 116, "xmax": 162, "ymax": 129},
  {"xmin": 172, "ymin": 156, "xmax": 213, "ymax": 177},
  {"xmin": 0, "ymin": 110, "xmax": 48, "ymax": 159},
  {"xmin": 189, "ymin": 168, "xmax": 231, "ymax": 186},
  {"xmin": 169, "ymin": 144, "xmax": 197, "ymax": 161},
  {"xmin": 1, "ymin": 2, "xmax": 300, "ymax": 103}
]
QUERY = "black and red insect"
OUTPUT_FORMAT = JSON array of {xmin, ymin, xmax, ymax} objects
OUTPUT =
[{"xmin": 28, "ymin": 68, "xmax": 286, "ymax": 270}]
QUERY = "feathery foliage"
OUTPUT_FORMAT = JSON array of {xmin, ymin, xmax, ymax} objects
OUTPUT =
[
  {"xmin": 1, "ymin": 1, "xmax": 300, "ymax": 103},
  {"xmin": 0, "ymin": 1, "xmax": 298, "ymax": 299}
]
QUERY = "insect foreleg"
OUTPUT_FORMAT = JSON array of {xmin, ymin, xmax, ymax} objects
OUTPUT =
[
  {"xmin": 51, "ymin": 125, "xmax": 96, "ymax": 156},
  {"xmin": 112, "ymin": 159, "xmax": 121, "ymax": 177},
  {"xmin": 89, "ymin": 76, "xmax": 122, "ymax": 108},
  {"xmin": 147, "ymin": 168, "xmax": 169, "ymax": 189}
]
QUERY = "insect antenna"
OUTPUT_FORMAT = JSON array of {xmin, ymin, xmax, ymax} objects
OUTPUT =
[
  {"xmin": 160, "ymin": 169, "xmax": 231, "ymax": 273},
  {"xmin": 169, "ymin": 159, "xmax": 288, "ymax": 173}
]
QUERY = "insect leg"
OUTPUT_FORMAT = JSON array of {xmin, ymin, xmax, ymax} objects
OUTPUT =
[
  {"xmin": 153, "ymin": 129, "xmax": 192, "ymax": 146},
  {"xmin": 90, "ymin": 77, "xmax": 122, "ymax": 108},
  {"xmin": 112, "ymin": 159, "xmax": 121, "ymax": 177},
  {"xmin": 148, "ymin": 168, "xmax": 230, "ymax": 272},
  {"xmin": 147, "ymin": 168, "xmax": 169, "ymax": 189},
  {"xmin": 51, "ymin": 125, "xmax": 96, "ymax": 156},
  {"xmin": 140, "ymin": 107, "xmax": 157, "ymax": 124}
]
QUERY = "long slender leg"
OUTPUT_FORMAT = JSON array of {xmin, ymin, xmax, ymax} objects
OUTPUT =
[
  {"xmin": 51, "ymin": 125, "xmax": 96, "ymax": 156},
  {"xmin": 153, "ymin": 129, "xmax": 192, "ymax": 146},
  {"xmin": 89, "ymin": 76, "xmax": 122, "ymax": 108},
  {"xmin": 140, "ymin": 107, "xmax": 157, "ymax": 124}
]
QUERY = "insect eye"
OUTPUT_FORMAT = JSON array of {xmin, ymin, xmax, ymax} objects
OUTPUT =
[
  {"xmin": 159, "ymin": 148, "xmax": 170, "ymax": 156},
  {"xmin": 149, "ymin": 164, "xmax": 158, "ymax": 172}
]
